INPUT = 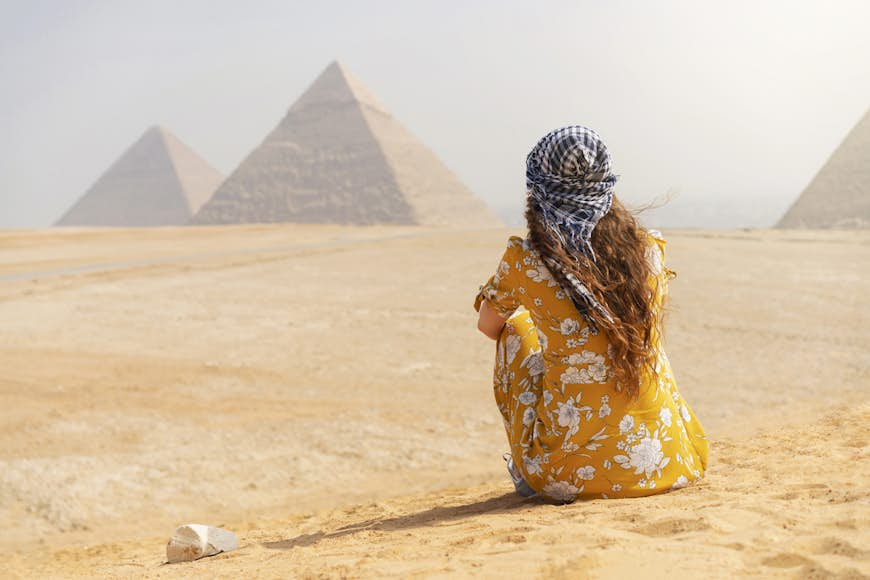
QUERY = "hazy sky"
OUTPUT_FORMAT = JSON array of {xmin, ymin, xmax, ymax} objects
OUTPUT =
[{"xmin": 2, "ymin": 0, "xmax": 869, "ymax": 228}]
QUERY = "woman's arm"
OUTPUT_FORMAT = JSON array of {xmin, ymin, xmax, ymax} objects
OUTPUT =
[
  {"xmin": 477, "ymin": 299, "xmax": 510, "ymax": 340},
  {"xmin": 474, "ymin": 236, "xmax": 524, "ymax": 340}
]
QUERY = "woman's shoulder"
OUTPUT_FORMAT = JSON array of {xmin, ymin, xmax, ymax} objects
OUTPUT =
[
  {"xmin": 506, "ymin": 235, "xmax": 538, "ymax": 254},
  {"xmin": 643, "ymin": 228, "xmax": 667, "ymax": 253},
  {"xmin": 506, "ymin": 235, "xmax": 525, "ymax": 247},
  {"xmin": 643, "ymin": 229, "xmax": 669, "ymax": 276},
  {"xmin": 501, "ymin": 235, "xmax": 533, "ymax": 259},
  {"xmin": 645, "ymin": 228, "xmax": 666, "ymax": 246}
]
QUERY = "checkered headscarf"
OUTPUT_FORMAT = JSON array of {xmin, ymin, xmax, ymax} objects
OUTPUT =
[
  {"xmin": 526, "ymin": 125, "xmax": 618, "ymax": 326},
  {"xmin": 526, "ymin": 125, "xmax": 617, "ymax": 261}
]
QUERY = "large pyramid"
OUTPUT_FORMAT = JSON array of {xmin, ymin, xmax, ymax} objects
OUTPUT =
[
  {"xmin": 191, "ymin": 61, "xmax": 501, "ymax": 226},
  {"xmin": 777, "ymin": 108, "xmax": 870, "ymax": 228},
  {"xmin": 56, "ymin": 126, "xmax": 223, "ymax": 227}
]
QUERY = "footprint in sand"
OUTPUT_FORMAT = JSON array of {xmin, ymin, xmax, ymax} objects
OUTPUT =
[
  {"xmin": 634, "ymin": 517, "xmax": 711, "ymax": 537},
  {"xmin": 759, "ymin": 554, "xmax": 849, "ymax": 580},
  {"xmin": 449, "ymin": 536, "xmax": 476, "ymax": 548},
  {"xmin": 496, "ymin": 533, "xmax": 528, "ymax": 544},
  {"xmin": 770, "ymin": 482, "xmax": 832, "ymax": 501},
  {"xmin": 805, "ymin": 537, "xmax": 869, "ymax": 560},
  {"xmin": 761, "ymin": 552, "xmax": 814, "ymax": 568}
]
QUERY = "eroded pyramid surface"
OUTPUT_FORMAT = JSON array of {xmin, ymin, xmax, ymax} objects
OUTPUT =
[
  {"xmin": 192, "ymin": 61, "xmax": 501, "ymax": 227},
  {"xmin": 778, "ymin": 108, "xmax": 870, "ymax": 229}
]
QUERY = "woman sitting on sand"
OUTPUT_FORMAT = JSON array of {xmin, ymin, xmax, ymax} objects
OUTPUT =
[{"xmin": 475, "ymin": 126, "xmax": 708, "ymax": 502}]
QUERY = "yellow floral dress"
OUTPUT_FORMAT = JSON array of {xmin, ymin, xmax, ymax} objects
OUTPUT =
[{"xmin": 474, "ymin": 233, "xmax": 708, "ymax": 501}]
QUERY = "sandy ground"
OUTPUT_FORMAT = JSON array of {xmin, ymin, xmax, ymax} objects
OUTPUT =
[{"xmin": 1, "ymin": 225, "xmax": 868, "ymax": 578}]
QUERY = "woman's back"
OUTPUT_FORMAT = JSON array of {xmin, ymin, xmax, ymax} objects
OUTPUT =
[{"xmin": 475, "ymin": 232, "xmax": 708, "ymax": 500}]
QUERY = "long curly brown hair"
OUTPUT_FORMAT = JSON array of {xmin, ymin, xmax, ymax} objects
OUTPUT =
[{"xmin": 525, "ymin": 196, "xmax": 659, "ymax": 399}]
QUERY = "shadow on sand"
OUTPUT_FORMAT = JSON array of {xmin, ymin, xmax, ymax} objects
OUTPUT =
[{"xmin": 263, "ymin": 491, "xmax": 532, "ymax": 550}]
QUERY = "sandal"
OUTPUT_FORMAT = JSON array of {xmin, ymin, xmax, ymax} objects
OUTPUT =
[{"xmin": 503, "ymin": 452, "xmax": 537, "ymax": 498}]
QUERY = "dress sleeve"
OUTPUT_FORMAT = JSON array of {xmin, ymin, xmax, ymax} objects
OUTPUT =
[
  {"xmin": 646, "ymin": 229, "xmax": 676, "ymax": 296},
  {"xmin": 473, "ymin": 237, "xmax": 523, "ymax": 318}
]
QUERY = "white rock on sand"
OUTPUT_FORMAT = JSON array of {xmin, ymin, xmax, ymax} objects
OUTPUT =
[{"xmin": 166, "ymin": 524, "xmax": 238, "ymax": 563}]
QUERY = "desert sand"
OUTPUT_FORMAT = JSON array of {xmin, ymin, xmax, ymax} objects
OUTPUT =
[{"xmin": 1, "ymin": 225, "xmax": 868, "ymax": 578}]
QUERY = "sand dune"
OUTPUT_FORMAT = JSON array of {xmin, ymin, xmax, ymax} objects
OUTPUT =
[
  {"xmin": 1, "ymin": 225, "xmax": 868, "ymax": 578},
  {"xmin": 14, "ymin": 403, "xmax": 868, "ymax": 578}
]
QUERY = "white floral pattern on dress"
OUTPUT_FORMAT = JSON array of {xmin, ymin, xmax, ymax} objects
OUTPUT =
[
  {"xmin": 505, "ymin": 335, "xmax": 521, "ymax": 365},
  {"xmin": 556, "ymin": 399, "xmax": 582, "ymax": 429},
  {"xmin": 577, "ymin": 465, "xmax": 596, "ymax": 480},
  {"xmin": 522, "ymin": 407, "xmax": 537, "ymax": 427},
  {"xmin": 518, "ymin": 391, "xmax": 537, "ymax": 406},
  {"xmin": 477, "ymin": 234, "xmax": 708, "ymax": 502},
  {"xmin": 659, "ymin": 407, "xmax": 672, "ymax": 427},
  {"xmin": 523, "ymin": 453, "xmax": 544, "ymax": 476},
  {"xmin": 542, "ymin": 480, "xmax": 582, "ymax": 502},
  {"xmin": 521, "ymin": 351, "xmax": 545, "ymax": 377},
  {"xmin": 560, "ymin": 318, "xmax": 581, "ymax": 336},
  {"xmin": 619, "ymin": 414, "xmax": 635, "ymax": 434},
  {"xmin": 672, "ymin": 475, "xmax": 689, "ymax": 489}
]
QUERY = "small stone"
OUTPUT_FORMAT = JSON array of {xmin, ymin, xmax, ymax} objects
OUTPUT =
[{"xmin": 166, "ymin": 524, "xmax": 238, "ymax": 563}]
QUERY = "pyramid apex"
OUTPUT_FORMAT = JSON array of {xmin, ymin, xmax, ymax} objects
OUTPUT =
[
  {"xmin": 142, "ymin": 125, "xmax": 177, "ymax": 146},
  {"xmin": 146, "ymin": 124, "xmax": 169, "ymax": 135},
  {"xmin": 290, "ymin": 60, "xmax": 388, "ymax": 114},
  {"xmin": 328, "ymin": 60, "xmax": 356, "ymax": 77}
]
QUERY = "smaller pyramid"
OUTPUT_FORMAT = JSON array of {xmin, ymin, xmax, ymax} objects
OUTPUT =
[
  {"xmin": 56, "ymin": 126, "xmax": 223, "ymax": 227},
  {"xmin": 777, "ymin": 108, "xmax": 870, "ymax": 229}
]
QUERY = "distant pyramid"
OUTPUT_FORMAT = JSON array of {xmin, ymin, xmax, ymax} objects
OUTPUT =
[
  {"xmin": 192, "ymin": 61, "xmax": 501, "ymax": 226},
  {"xmin": 56, "ymin": 126, "xmax": 223, "ymax": 227},
  {"xmin": 777, "ymin": 108, "xmax": 870, "ymax": 229}
]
